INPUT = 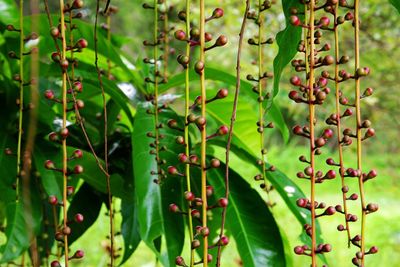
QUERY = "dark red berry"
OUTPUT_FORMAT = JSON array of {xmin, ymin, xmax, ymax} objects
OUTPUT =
[
  {"xmin": 169, "ymin": 203, "xmax": 179, "ymax": 213},
  {"xmin": 76, "ymin": 38, "xmax": 88, "ymax": 49},
  {"xmin": 73, "ymin": 165, "xmax": 84, "ymax": 174},
  {"xmin": 290, "ymin": 15, "xmax": 301, "ymax": 26},
  {"xmin": 218, "ymin": 197, "xmax": 228, "ymax": 207},
  {"xmin": 73, "ymin": 249, "xmax": 84, "ymax": 259},
  {"xmin": 290, "ymin": 76, "xmax": 301, "ymax": 86},
  {"xmin": 217, "ymin": 88, "xmax": 228, "ymax": 99},
  {"xmin": 174, "ymin": 30, "xmax": 186, "ymax": 41},
  {"xmin": 44, "ymin": 90, "xmax": 55, "ymax": 100},
  {"xmin": 216, "ymin": 35, "xmax": 228, "ymax": 46},
  {"xmin": 44, "ymin": 160, "xmax": 55, "ymax": 170},
  {"xmin": 294, "ymin": 246, "xmax": 304, "ymax": 255},
  {"xmin": 212, "ymin": 8, "xmax": 224, "ymax": 18},
  {"xmin": 73, "ymin": 149, "xmax": 83, "ymax": 158},
  {"xmin": 168, "ymin": 166, "xmax": 178, "ymax": 175},
  {"xmin": 219, "ymin": 236, "xmax": 229, "ymax": 246},
  {"xmin": 184, "ymin": 191, "xmax": 195, "ymax": 201},
  {"xmin": 218, "ymin": 125, "xmax": 229, "ymax": 135},
  {"xmin": 48, "ymin": 195, "xmax": 58, "ymax": 205},
  {"xmin": 50, "ymin": 261, "xmax": 61, "ymax": 267},
  {"xmin": 175, "ymin": 256, "xmax": 185, "ymax": 266},
  {"xmin": 75, "ymin": 213, "xmax": 84, "ymax": 223}
]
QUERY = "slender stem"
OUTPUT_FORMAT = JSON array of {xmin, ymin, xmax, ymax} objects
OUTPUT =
[
  {"xmin": 216, "ymin": 1, "xmax": 250, "ymax": 266},
  {"xmin": 106, "ymin": 14, "xmax": 112, "ymax": 78},
  {"xmin": 16, "ymin": 0, "xmax": 24, "ymax": 201},
  {"xmin": 354, "ymin": 0, "xmax": 366, "ymax": 265},
  {"xmin": 59, "ymin": 0, "xmax": 69, "ymax": 265},
  {"xmin": 199, "ymin": 0, "xmax": 208, "ymax": 266},
  {"xmin": 163, "ymin": 0, "xmax": 169, "ymax": 80},
  {"xmin": 184, "ymin": 0, "xmax": 195, "ymax": 265},
  {"xmin": 333, "ymin": 2, "xmax": 352, "ymax": 247},
  {"xmin": 307, "ymin": 2, "xmax": 317, "ymax": 266},
  {"xmin": 94, "ymin": 1, "xmax": 114, "ymax": 265}
]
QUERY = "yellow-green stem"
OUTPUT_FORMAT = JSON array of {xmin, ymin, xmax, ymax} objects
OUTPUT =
[
  {"xmin": 16, "ymin": 0, "xmax": 24, "ymax": 202},
  {"xmin": 333, "ymin": 2, "xmax": 352, "ymax": 247},
  {"xmin": 354, "ymin": 0, "xmax": 366, "ymax": 265},
  {"xmin": 59, "ymin": 0, "xmax": 69, "ymax": 265},
  {"xmin": 184, "ymin": 0, "xmax": 195, "ymax": 265},
  {"xmin": 199, "ymin": 0, "xmax": 208, "ymax": 266},
  {"xmin": 307, "ymin": 2, "xmax": 317, "ymax": 266},
  {"xmin": 163, "ymin": 0, "xmax": 169, "ymax": 79}
]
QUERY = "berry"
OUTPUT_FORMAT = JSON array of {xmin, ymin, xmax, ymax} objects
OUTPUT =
[
  {"xmin": 76, "ymin": 38, "xmax": 88, "ymax": 49},
  {"xmin": 72, "ymin": 0, "xmax": 84, "ymax": 9},
  {"xmin": 201, "ymin": 227, "xmax": 210, "ymax": 237},
  {"xmin": 294, "ymin": 246, "xmax": 304, "ymax": 255},
  {"xmin": 73, "ymin": 165, "xmax": 84, "ymax": 174},
  {"xmin": 167, "ymin": 119, "xmax": 178, "ymax": 128},
  {"xmin": 167, "ymin": 166, "xmax": 178, "ymax": 175},
  {"xmin": 48, "ymin": 195, "xmax": 58, "ymax": 205},
  {"xmin": 216, "ymin": 35, "xmax": 228, "ymax": 46},
  {"xmin": 174, "ymin": 30, "xmax": 186, "ymax": 41},
  {"xmin": 195, "ymin": 61, "xmax": 205, "ymax": 74},
  {"xmin": 191, "ymin": 239, "xmax": 201, "ymax": 249},
  {"xmin": 50, "ymin": 261, "xmax": 61, "ymax": 267},
  {"xmin": 319, "ymin": 17, "xmax": 330, "ymax": 27},
  {"xmin": 73, "ymin": 249, "xmax": 84, "ymax": 259},
  {"xmin": 44, "ymin": 160, "xmax": 55, "ymax": 170},
  {"xmin": 296, "ymin": 198, "xmax": 308, "ymax": 208},
  {"xmin": 73, "ymin": 81, "xmax": 83, "ymax": 92},
  {"xmin": 368, "ymin": 246, "xmax": 378, "ymax": 254},
  {"xmin": 212, "ymin": 8, "xmax": 224, "ymax": 18},
  {"xmin": 184, "ymin": 191, "xmax": 195, "ymax": 201},
  {"xmin": 210, "ymin": 158, "xmax": 220, "ymax": 168},
  {"xmin": 178, "ymin": 153, "xmax": 188, "ymax": 163},
  {"xmin": 60, "ymin": 59, "xmax": 69, "ymax": 70},
  {"xmin": 217, "ymin": 88, "xmax": 228, "ymax": 98},
  {"xmin": 290, "ymin": 15, "xmax": 301, "ymax": 26},
  {"xmin": 50, "ymin": 27, "xmax": 59, "ymax": 38},
  {"xmin": 75, "ymin": 213, "xmax": 84, "ymax": 223},
  {"xmin": 60, "ymin": 128, "xmax": 69, "ymax": 139},
  {"xmin": 290, "ymin": 76, "xmax": 301, "ymax": 86},
  {"xmin": 175, "ymin": 256, "xmax": 185, "ymax": 266},
  {"xmin": 218, "ymin": 197, "xmax": 228, "ymax": 207},
  {"xmin": 44, "ymin": 90, "xmax": 55, "ymax": 100},
  {"xmin": 73, "ymin": 149, "xmax": 83, "ymax": 158},
  {"xmin": 67, "ymin": 186, "xmax": 75, "ymax": 196},
  {"xmin": 169, "ymin": 203, "xmax": 179, "ymax": 213},
  {"xmin": 325, "ymin": 206, "xmax": 336, "ymax": 215},
  {"xmin": 51, "ymin": 52, "xmax": 60, "ymax": 62},
  {"xmin": 206, "ymin": 185, "xmax": 214, "ymax": 196},
  {"xmin": 219, "ymin": 236, "xmax": 229, "ymax": 246},
  {"xmin": 62, "ymin": 226, "xmax": 71, "ymax": 235},
  {"xmin": 191, "ymin": 209, "xmax": 200, "ymax": 218},
  {"xmin": 218, "ymin": 125, "xmax": 229, "ymax": 135},
  {"xmin": 366, "ymin": 203, "xmax": 379, "ymax": 213}
]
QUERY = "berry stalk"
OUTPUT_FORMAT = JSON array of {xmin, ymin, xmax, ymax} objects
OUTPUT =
[{"xmin": 216, "ymin": 1, "xmax": 250, "ymax": 266}]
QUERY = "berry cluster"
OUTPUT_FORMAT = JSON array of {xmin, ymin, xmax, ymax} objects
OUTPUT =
[
  {"xmin": 289, "ymin": 0, "xmax": 378, "ymax": 266},
  {"xmin": 246, "ymin": 0, "xmax": 275, "ymax": 204}
]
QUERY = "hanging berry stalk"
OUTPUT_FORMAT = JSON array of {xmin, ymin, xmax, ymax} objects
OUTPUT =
[
  {"xmin": 289, "ymin": 1, "xmax": 339, "ymax": 266},
  {"xmin": 94, "ymin": 0, "xmax": 115, "ymax": 264},
  {"xmin": 246, "ymin": 0, "xmax": 275, "ymax": 205},
  {"xmin": 329, "ymin": 0, "xmax": 352, "ymax": 247},
  {"xmin": 216, "ymin": 1, "xmax": 250, "ymax": 266},
  {"xmin": 352, "ymin": 0, "xmax": 378, "ymax": 265}
]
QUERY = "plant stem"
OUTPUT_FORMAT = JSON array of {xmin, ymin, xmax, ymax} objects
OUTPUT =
[
  {"xmin": 307, "ymin": 1, "xmax": 317, "ymax": 266},
  {"xmin": 354, "ymin": 0, "xmax": 366, "ymax": 265},
  {"xmin": 333, "ymin": 2, "xmax": 352, "ymax": 247},
  {"xmin": 199, "ymin": 0, "xmax": 208, "ymax": 266},
  {"xmin": 163, "ymin": 0, "xmax": 169, "ymax": 80},
  {"xmin": 59, "ymin": 0, "xmax": 69, "ymax": 265},
  {"xmin": 16, "ymin": 0, "xmax": 24, "ymax": 202},
  {"xmin": 94, "ymin": 1, "xmax": 114, "ymax": 265},
  {"xmin": 184, "ymin": 0, "xmax": 195, "ymax": 265},
  {"xmin": 216, "ymin": 1, "xmax": 250, "ymax": 266}
]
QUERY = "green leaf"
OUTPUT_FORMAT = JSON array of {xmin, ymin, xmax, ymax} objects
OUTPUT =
[
  {"xmin": 0, "ymin": 183, "xmax": 42, "ymax": 263},
  {"xmin": 159, "ymin": 67, "xmax": 289, "ymax": 142},
  {"xmin": 132, "ymin": 103, "xmax": 184, "ymax": 266},
  {"xmin": 119, "ymin": 193, "xmax": 141, "ymax": 266},
  {"xmin": 208, "ymin": 165, "xmax": 285, "ymax": 267},
  {"xmin": 66, "ymin": 183, "xmax": 103, "ymax": 245},
  {"xmin": 207, "ymin": 143, "xmax": 327, "ymax": 263},
  {"xmin": 273, "ymin": 0, "xmax": 304, "ymax": 97},
  {"xmin": 389, "ymin": 0, "xmax": 400, "ymax": 14},
  {"xmin": 0, "ymin": 0, "xmax": 18, "ymax": 25}
]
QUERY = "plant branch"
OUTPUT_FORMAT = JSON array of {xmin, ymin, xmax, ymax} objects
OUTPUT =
[{"xmin": 216, "ymin": 1, "xmax": 250, "ymax": 266}]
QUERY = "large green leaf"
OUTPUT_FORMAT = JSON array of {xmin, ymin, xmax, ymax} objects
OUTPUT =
[
  {"xmin": 0, "ymin": 0, "xmax": 18, "ymax": 25},
  {"xmin": 132, "ymin": 103, "xmax": 184, "ymax": 266},
  {"xmin": 207, "ymin": 143, "xmax": 327, "ymax": 263},
  {"xmin": 119, "ymin": 193, "xmax": 141, "ymax": 266},
  {"xmin": 208, "ymin": 165, "xmax": 285, "ymax": 267},
  {"xmin": 159, "ymin": 67, "xmax": 289, "ymax": 142},
  {"xmin": 0, "ymin": 182, "xmax": 42, "ymax": 263},
  {"xmin": 273, "ymin": 0, "xmax": 304, "ymax": 96},
  {"xmin": 389, "ymin": 0, "xmax": 400, "ymax": 13},
  {"xmin": 66, "ymin": 183, "xmax": 103, "ymax": 245}
]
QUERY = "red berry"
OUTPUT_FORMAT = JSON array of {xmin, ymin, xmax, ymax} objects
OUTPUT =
[
  {"xmin": 319, "ymin": 16, "xmax": 330, "ymax": 27},
  {"xmin": 294, "ymin": 246, "xmax": 304, "ymax": 255},
  {"xmin": 290, "ymin": 76, "xmax": 301, "ymax": 86},
  {"xmin": 219, "ymin": 236, "xmax": 229, "ymax": 246},
  {"xmin": 178, "ymin": 153, "xmax": 188, "ymax": 163},
  {"xmin": 218, "ymin": 125, "xmax": 229, "ymax": 135},
  {"xmin": 218, "ymin": 197, "xmax": 228, "ymax": 207},
  {"xmin": 73, "ymin": 149, "xmax": 83, "ymax": 158},
  {"xmin": 369, "ymin": 246, "xmax": 378, "ymax": 254},
  {"xmin": 216, "ymin": 35, "xmax": 228, "ymax": 46},
  {"xmin": 50, "ymin": 261, "xmax": 61, "ymax": 267},
  {"xmin": 75, "ymin": 213, "xmax": 84, "ymax": 223},
  {"xmin": 184, "ymin": 191, "xmax": 195, "ymax": 201},
  {"xmin": 191, "ymin": 209, "xmax": 200, "ymax": 218},
  {"xmin": 44, "ymin": 160, "xmax": 55, "ymax": 170},
  {"xmin": 201, "ymin": 227, "xmax": 210, "ymax": 237},
  {"xmin": 210, "ymin": 158, "xmax": 220, "ymax": 168},
  {"xmin": 290, "ymin": 15, "xmax": 301, "ymax": 26},
  {"xmin": 206, "ymin": 185, "xmax": 214, "ymax": 196},
  {"xmin": 175, "ymin": 256, "xmax": 185, "ymax": 266},
  {"xmin": 73, "ymin": 81, "xmax": 83, "ymax": 92},
  {"xmin": 76, "ymin": 38, "xmax": 88, "ymax": 49},
  {"xmin": 51, "ymin": 52, "xmax": 60, "ymax": 62},
  {"xmin": 212, "ymin": 8, "xmax": 224, "ymax": 18},
  {"xmin": 50, "ymin": 27, "xmax": 60, "ymax": 38},
  {"xmin": 167, "ymin": 166, "xmax": 178, "ymax": 175},
  {"xmin": 73, "ymin": 165, "xmax": 84, "ymax": 174},
  {"xmin": 174, "ymin": 30, "xmax": 186, "ymax": 41},
  {"xmin": 48, "ymin": 195, "xmax": 58, "ymax": 205},
  {"xmin": 60, "ymin": 128, "xmax": 69, "ymax": 139},
  {"xmin": 72, "ymin": 0, "xmax": 84, "ymax": 9},
  {"xmin": 73, "ymin": 249, "xmax": 84, "ymax": 259},
  {"xmin": 217, "ymin": 88, "xmax": 228, "ymax": 99},
  {"xmin": 60, "ymin": 59, "xmax": 69, "ymax": 70},
  {"xmin": 325, "ymin": 170, "xmax": 336, "ymax": 179},
  {"xmin": 169, "ymin": 203, "xmax": 179, "ymax": 213},
  {"xmin": 44, "ymin": 90, "xmax": 55, "ymax": 100},
  {"xmin": 296, "ymin": 198, "xmax": 308, "ymax": 208},
  {"xmin": 67, "ymin": 186, "xmax": 75, "ymax": 196}
]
